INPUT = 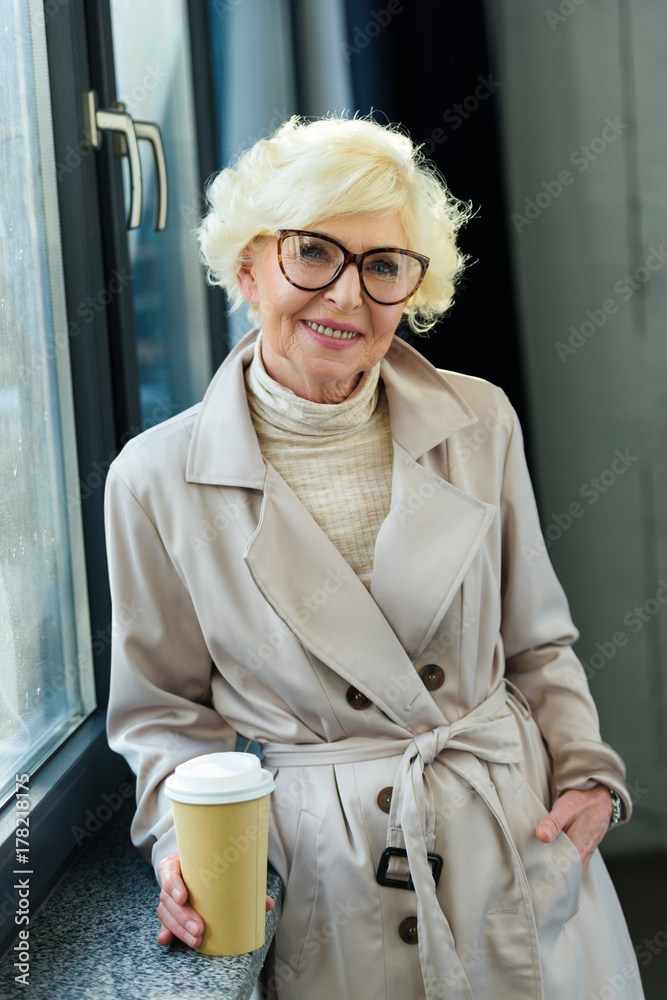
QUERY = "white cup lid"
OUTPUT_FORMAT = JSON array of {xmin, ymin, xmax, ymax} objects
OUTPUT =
[{"xmin": 165, "ymin": 752, "xmax": 275, "ymax": 805}]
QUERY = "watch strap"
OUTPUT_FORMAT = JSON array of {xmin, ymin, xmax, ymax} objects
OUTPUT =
[{"xmin": 608, "ymin": 788, "xmax": 623, "ymax": 826}]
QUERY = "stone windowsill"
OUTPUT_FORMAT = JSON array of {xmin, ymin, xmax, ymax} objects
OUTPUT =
[{"xmin": 0, "ymin": 795, "xmax": 283, "ymax": 999}]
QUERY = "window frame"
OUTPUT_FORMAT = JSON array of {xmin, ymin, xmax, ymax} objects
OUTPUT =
[
  {"xmin": 188, "ymin": 0, "xmax": 230, "ymax": 371},
  {"xmin": 0, "ymin": 0, "xmax": 136, "ymax": 956}
]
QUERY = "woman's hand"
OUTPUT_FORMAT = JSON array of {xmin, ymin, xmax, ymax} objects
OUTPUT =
[
  {"xmin": 156, "ymin": 854, "xmax": 275, "ymax": 948},
  {"xmin": 535, "ymin": 785, "xmax": 613, "ymax": 876}
]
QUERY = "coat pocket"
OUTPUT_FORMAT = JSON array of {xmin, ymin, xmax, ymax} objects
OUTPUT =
[
  {"xmin": 539, "ymin": 829, "xmax": 582, "ymax": 923},
  {"xmin": 274, "ymin": 809, "xmax": 321, "ymax": 976},
  {"xmin": 506, "ymin": 775, "xmax": 583, "ymax": 930},
  {"xmin": 523, "ymin": 818, "xmax": 583, "ymax": 929}
]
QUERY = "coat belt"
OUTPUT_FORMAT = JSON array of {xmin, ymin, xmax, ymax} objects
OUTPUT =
[{"xmin": 262, "ymin": 683, "xmax": 543, "ymax": 1000}]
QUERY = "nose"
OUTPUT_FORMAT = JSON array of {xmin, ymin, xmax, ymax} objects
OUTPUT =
[{"xmin": 323, "ymin": 261, "xmax": 364, "ymax": 310}]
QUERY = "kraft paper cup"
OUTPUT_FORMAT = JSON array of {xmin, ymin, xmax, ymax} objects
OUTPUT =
[{"xmin": 165, "ymin": 752, "xmax": 275, "ymax": 956}]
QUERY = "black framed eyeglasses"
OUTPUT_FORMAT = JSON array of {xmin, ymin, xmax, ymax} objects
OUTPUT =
[{"xmin": 275, "ymin": 229, "xmax": 430, "ymax": 305}]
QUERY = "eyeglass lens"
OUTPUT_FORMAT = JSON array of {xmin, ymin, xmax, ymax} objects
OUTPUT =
[{"xmin": 280, "ymin": 233, "xmax": 423, "ymax": 303}]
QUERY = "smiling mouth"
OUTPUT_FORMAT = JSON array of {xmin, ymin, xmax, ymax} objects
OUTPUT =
[{"xmin": 304, "ymin": 320, "xmax": 360, "ymax": 340}]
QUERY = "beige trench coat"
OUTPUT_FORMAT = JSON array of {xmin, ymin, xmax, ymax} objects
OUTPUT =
[{"xmin": 106, "ymin": 330, "xmax": 643, "ymax": 1000}]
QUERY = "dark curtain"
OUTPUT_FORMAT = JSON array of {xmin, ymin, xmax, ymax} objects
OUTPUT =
[{"xmin": 343, "ymin": 0, "xmax": 529, "ymax": 434}]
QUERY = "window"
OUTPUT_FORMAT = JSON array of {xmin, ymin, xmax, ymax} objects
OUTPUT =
[
  {"xmin": 0, "ymin": 0, "xmax": 225, "ymax": 955},
  {"xmin": 0, "ymin": 0, "xmax": 95, "ymax": 808},
  {"xmin": 109, "ymin": 0, "xmax": 213, "ymax": 424}
]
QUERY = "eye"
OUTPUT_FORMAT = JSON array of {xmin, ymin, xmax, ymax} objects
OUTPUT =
[
  {"xmin": 298, "ymin": 239, "xmax": 334, "ymax": 264},
  {"xmin": 366, "ymin": 255, "xmax": 400, "ymax": 279}
]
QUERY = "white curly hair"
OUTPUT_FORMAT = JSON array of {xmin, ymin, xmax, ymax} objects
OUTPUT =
[{"xmin": 197, "ymin": 115, "xmax": 473, "ymax": 334}]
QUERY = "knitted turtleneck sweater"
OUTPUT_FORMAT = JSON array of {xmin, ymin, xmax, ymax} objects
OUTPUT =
[{"xmin": 244, "ymin": 334, "xmax": 394, "ymax": 589}]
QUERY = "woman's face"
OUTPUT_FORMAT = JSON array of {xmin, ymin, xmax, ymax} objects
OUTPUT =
[{"xmin": 237, "ymin": 213, "xmax": 409, "ymax": 403}]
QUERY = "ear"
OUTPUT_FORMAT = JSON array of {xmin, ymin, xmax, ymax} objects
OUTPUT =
[{"xmin": 236, "ymin": 262, "xmax": 260, "ymax": 304}]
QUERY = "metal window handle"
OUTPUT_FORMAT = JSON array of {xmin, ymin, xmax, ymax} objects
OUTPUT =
[
  {"xmin": 112, "ymin": 102, "xmax": 168, "ymax": 231},
  {"xmin": 83, "ymin": 90, "xmax": 143, "ymax": 230},
  {"xmin": 132, "ymin": 120, "xmax": 168, "ymax": 231}
]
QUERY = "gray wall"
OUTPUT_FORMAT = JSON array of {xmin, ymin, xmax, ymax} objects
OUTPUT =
[{"xmin": 486, "ymin": 1, "xmax": 667, "ymax": 854}]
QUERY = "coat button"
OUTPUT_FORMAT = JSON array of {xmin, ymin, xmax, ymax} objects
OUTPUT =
[
  {"xmin": 377, "ymin": 787, "xmax": 393, "ymax": 813},
  {"xmin": 399, "ymin": 916, "xmax": 419, "ymax": 944},
  {"xmin": 346, "ymin": 686, "xmax": 371, "ymax": 710},
  {"xmin": 419, "ymin": 664, "xmax": 444, "ymax": 691}
]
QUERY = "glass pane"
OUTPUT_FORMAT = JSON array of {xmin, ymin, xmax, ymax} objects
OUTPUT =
[
  {"xmin": 207, "ymin": 0, "xmax": 298, "ymax": 346},
  {"xmin": 110, "ymin": 0, "xmax": 213, "ymax": 425},
  {"xmin": 0, "ymin": 0, "xmax": 96, "ymax": 806}
]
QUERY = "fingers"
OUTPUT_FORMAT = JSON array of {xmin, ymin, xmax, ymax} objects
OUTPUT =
[
  {"xmin": 534, "ymin": 813, "xmax": 561, "ymax": 844},
  {"xmin": 155, "ymin": 857, "xmax": 274, "ymax": 948},
  {"xmin": 157, "ymin": 924, "xmax": 174, "ymax": 946},
  {"xmin": 535, "ymin": 790, "xmax": 580, "ymax": 843},
  {"xmin": 156, "ymin": 890, "xmax": 204, "ymax": 948},
  {"xmin": 535, "ymin": 786, "xmax": 614, "ymax": 876},
  {"xmin": 156, "ymin": 854, "xmax": 205, "ymax": 949},
  {"xmin": 158, "ymin": 854, "xmax": 188, "ymax": 905}
]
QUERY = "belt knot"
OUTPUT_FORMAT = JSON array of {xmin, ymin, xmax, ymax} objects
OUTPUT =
[{"xmin": 413, "ymin": 724, "xmax": 451, "ymax": 766}]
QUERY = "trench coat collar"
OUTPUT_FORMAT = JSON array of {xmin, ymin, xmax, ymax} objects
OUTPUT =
[{"xmin": 185, "ymin": 329, "xmax": 479, "ymax": 487}]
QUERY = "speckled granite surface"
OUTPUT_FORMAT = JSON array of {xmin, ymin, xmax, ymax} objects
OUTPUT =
[{"xmin": 0, "ymin": 796, "xmax": 283, "ymax": 1000}]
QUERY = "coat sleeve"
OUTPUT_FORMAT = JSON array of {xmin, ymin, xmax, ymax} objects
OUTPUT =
[
  {"xmin": 104, "ymin": 464, "xmax": 236, "ymax": 880},
  {"xmin": 497, "ymin": 393, "xmax": 632, "ymax": 822}
]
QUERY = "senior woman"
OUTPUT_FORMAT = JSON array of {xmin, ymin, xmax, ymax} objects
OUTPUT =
[{"xmin": 105, "ymin": 117, "xmax": 643, "ymax": 1000}]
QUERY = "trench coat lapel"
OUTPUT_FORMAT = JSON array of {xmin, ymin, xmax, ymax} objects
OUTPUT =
[
  {"xmin": 371, "ymin": 444, "xmax": 497, "ymax": 662},
  {"xmin": 369, "ymin": 339, "xmax": 497, "ymax": 661},
  {"xmin": 244, "ymin": 464, "xmax": 443, "ymax": 733}
]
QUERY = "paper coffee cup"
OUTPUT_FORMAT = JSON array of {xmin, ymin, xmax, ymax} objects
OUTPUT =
[{"xmin": 165, "ymin": 752, "xmax": 275, "ymax": 956}]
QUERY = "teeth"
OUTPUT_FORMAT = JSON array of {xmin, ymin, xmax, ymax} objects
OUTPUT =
[{"xmin": 305, "ymin": 320, "xmax": 358, "ymax": 340}]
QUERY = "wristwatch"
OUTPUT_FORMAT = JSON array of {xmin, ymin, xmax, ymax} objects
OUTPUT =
[{"xmin": 608, "ymin": 788, "xmax": 623, "ymax": 827}]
